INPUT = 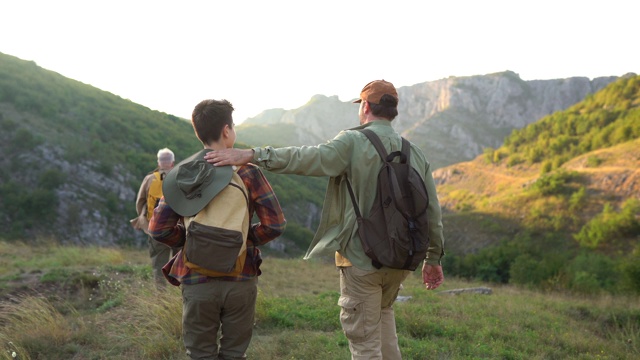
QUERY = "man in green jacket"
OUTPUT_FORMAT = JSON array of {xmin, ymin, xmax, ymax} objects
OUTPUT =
[{"xmin": 206, "ymin": 80, "xmax": 445, "ymax": 359}]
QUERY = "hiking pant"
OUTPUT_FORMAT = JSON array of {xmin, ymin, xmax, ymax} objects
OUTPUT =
[
  {"xmin": 148, "ymin": 236, "xmax": 172, "ymax": 286},
  {"xmin": 338, "ymin": 266, "xmax": 411, "ymax": 360},
  {"xmin": 181, "ymin": 277, "xmax": 258, "ymax": 360}
]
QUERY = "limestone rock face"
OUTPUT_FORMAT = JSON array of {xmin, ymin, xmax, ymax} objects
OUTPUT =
[{"xmin": 239, "ymin": 71, "xmax": 619, "ymax": 169}]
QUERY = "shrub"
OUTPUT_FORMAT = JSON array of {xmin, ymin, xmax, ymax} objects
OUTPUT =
[
  {"xmin": 453, "ymin": 232, "xmax": 574, "ymax": 289},
  {"xmin": 551, "ymin": 155, "xmax": 569, "ymax": 169},
  {"xmin": 0, "ymin": 182, "xmax": 58, "ymax": 237},
  {"xmin": 38, "ymin": 169, "xmax": 67, "ymax": 190},
  {"xmin": 493, "ymin": 149, "xmax": 508, "ymax": 163},
  {"xmin": 11, "ymin": 128, "xmax": 44, "ymax": 150},
  {"xmin": 510, "ymin": 254, "xmax": 543, "ymax": 286},
  {"xmin": 282, "ymin": 222, "xmax": 315, "ymax": 252},
  {"xmin": 619, "ymin": 246, "xmax": 640, "ymax": 294},
  {"xmin": 585, "ymin": 156, "xmax": 602, "ymax": 167},
  {"xmin": 574, "ymin": 199, "xmax": 640, "ymax": 250},
  {"xmin": 526, "ymin": 147, "xmax": 544, "ymax": 164},
  {"xmin": 565, "ymin": 252, "xmax": 618, "ymax": 293},
  {"xmin": 540, "ymin": 161, "xmax": 552, "ymax": 174},
  {"xmin": 457, "ymin": 239, "xmax": 522, "ymax": 283},
  {"xmin": 530, "ymin": 170, "xmax": 577, "ymax": 196},
  {"xmin": 568, "ymin": 186, "xmax": 587, "ymax": 212},
  {"xmin": 506, "ymin": 155, "xmax": 524, "ymax": 167},
  {"xmin": 483, "ymin": 147, "xmax": 495, "ymax": 164}
]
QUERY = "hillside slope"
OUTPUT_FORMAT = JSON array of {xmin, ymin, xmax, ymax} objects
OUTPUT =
[
  {"xmin": 435, "ymin": 139, "xmax": 639, "ymax": 254},
  {"xmin": 0, "ymin": 52, "xmax": 325, "ymax": 249},
  {"xmin": 434, "ymin": 75, "xmax": 640, "ymax": 256}
]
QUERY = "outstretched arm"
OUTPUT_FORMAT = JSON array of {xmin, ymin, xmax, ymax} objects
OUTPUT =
[
  {"xmin": 422, "ymin": 263, "xmax": 444, "ymax": 290},
  {"xmin": 205, "ymin": 148, "xmax": 254, "ymax": 166}
]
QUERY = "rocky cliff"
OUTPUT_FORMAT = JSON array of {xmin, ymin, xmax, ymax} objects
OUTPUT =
[{"xmin": 238, "ymin": 71, "xmax": 620, "ymax": 169}]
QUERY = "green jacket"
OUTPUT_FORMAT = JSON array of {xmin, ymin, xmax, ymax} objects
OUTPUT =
[{"xmin": 252, "ymin": 119, "xmax": 445, "ymax": 269}]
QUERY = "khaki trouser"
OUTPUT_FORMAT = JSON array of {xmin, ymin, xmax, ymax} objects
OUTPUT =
[
  {"xmin": 339, "ymin": 266, "xmax": 411, "ymax": 360},
  {"xmin": 181, "ymin": 278, "xmax": 258, "ymax": 360},
  {"xmin": 148, "ymin": 236, "xmax": 173, "ymax": 286}
]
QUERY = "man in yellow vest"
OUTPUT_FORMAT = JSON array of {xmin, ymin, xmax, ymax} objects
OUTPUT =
[{"xmin": 133, "ymin": 148, "xmax": 176, "ymax": 286}]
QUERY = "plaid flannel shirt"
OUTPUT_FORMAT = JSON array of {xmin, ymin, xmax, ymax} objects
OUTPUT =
[{"xmin": 149, "ymin": 163, "xmax": 286, "ymax": 286}]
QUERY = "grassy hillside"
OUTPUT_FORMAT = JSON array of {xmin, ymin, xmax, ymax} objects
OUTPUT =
[
  {"xmin": 496, "ymin": 74, "xmax": 639, "ymax": 171},
  {"xmin": 0, "ymin": 52, "xmax": 325, "ymax": 249},
  {"xmin": 0, "ymin": 52, "xmax": 202, "ymax": 178},
  {"xmin": 0, "ymin": 242, "xmax": 638, "ymax": 359},
  {"xmin": 435, "ymin": 75, "xmax": 640, "ymax": 294}
]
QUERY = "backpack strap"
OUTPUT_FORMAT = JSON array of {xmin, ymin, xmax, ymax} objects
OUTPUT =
[
  {"xmin": 360, "ymin": 129, "xmax": 410, "ymax": 164},
  {"xmin": 346, "ymin": 128, "xmax": 388, "ymax": 219},
  {"xmin": 359, "ymin": 129, "xmax": 388, "ymax": 159},
  {"xmin": 347, "ymin": 128, "xmax": 412, "ymax": 214},
  {"xmin": 401, "ymin": 137, "xmax": 411, "ymax": 164},
  {"xmin": 359, "ymin": 129, "xmax": 412, "ymax": 216},
  {"xmin": 346, "ymin": 179, "xmax": 360, "ymax": 217},
  {"xmin": 398, "ymin": 137, "xmax": 419, "ymax": 269}
]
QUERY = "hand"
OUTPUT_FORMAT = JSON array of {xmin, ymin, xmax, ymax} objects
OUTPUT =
[
  {"xmin": 422, "ymin": 264, "xmax": 444, "ymax": 290},
  {"xmin": 204, "ymin": 148, "xmax": 254, "ymax": 166},
  {"xmin": 130, "ymin": 214, "xmax": 149, "ymax": 231}
]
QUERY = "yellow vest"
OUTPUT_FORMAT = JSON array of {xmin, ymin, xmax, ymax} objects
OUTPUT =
[{"xmin": 146, "ymin": 171, "xmax": 163, "ymax": 220}]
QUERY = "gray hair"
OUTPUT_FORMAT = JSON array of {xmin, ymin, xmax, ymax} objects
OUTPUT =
[{"xmin": 157, "ymin": 148, "xmax": 175, "ymax": 166}]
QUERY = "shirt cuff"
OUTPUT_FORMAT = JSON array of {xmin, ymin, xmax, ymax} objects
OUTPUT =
[{"xmin": 252, "ymin": 147, "xmax": 271, "ymax": 168}]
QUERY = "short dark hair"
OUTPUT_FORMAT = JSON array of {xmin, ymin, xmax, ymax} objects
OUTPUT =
[
  {"xmin": 191, "ymin": 99, "xmax": 234, "ymax": 145},
  {"xmin": 367, "ymin": 94, "xmax": 398, "ymax": 120}
]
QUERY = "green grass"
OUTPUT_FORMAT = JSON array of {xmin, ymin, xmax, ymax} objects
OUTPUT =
[{"xmin": 0, "ymin": 242, "xmax": 638, "ymax": 359}]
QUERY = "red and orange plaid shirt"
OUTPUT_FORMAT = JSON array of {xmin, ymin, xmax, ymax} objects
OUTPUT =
[{"xmin": 148, "ymin": 163, "xmax": 286, "ymax": 286}]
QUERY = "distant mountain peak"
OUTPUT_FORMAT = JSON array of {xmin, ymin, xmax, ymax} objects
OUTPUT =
[{"xmin": 239, "ymin": 71, "xmax": 619, "ymax": 169}]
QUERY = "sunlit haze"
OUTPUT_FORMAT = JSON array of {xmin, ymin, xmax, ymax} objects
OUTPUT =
[{"xmin": 2, "ymin": 0, "xmax": 638, "ymax": 123}]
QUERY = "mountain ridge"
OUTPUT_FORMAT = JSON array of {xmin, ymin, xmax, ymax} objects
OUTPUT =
[{"xmin": 238, "ymin": 70, "xmax": 623, "ymax": 169}]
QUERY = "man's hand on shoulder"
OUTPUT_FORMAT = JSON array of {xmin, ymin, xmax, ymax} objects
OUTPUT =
[{"xmin": 205, "ymin": 148, "xmax": 254, "ymax": 166}]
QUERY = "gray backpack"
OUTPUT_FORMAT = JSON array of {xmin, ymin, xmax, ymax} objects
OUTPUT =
[{"xmin": 346, "ymin": 129, "xmax": 430, "ymax": 270}]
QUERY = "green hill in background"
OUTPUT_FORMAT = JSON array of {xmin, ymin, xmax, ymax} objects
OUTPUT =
[
  {"xmin": 498, "ymin": 75, "xmax": 640, "ymax": 170},
  {"xmin": 0, "ymin": 52, "xmax": 324, "ymax": 253},
  {"xmin": 0, "ymin": 53, "xmax": 201, "ymax": 177}
]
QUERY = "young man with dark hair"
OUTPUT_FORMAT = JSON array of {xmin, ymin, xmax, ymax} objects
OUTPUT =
[
  {"xmin": 206, "ymin": 80, "xmax": 445, "ymax": 359},
  {"xmin": 149, "ymin": 99, "xmax": 286, "ymax": 359}
]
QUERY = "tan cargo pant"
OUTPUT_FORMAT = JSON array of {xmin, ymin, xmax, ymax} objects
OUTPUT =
[
  {"xmin": 181, "ymin": 278, "xmax": 258, "ymax": 360},
  {"xmin": 338, "ymin": 266, "xmax": 411, "ymax": 360}
]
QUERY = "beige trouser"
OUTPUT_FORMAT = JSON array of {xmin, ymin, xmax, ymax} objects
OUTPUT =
[
  {"xmin": 181, "ymin": 278, "xmax": 258, "ymax": 360},
  {"xmin": 339, "ymin": 266, "xmax": 411, "ymax": 360},
  {"xmin": 148, "ymin": 236, "xmax": 173, "ymax": 286}
]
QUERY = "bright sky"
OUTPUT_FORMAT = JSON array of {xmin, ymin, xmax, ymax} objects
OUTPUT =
[{"xmin": 2, "ymin": 0, "xmax": 638, "ymax": 123}]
